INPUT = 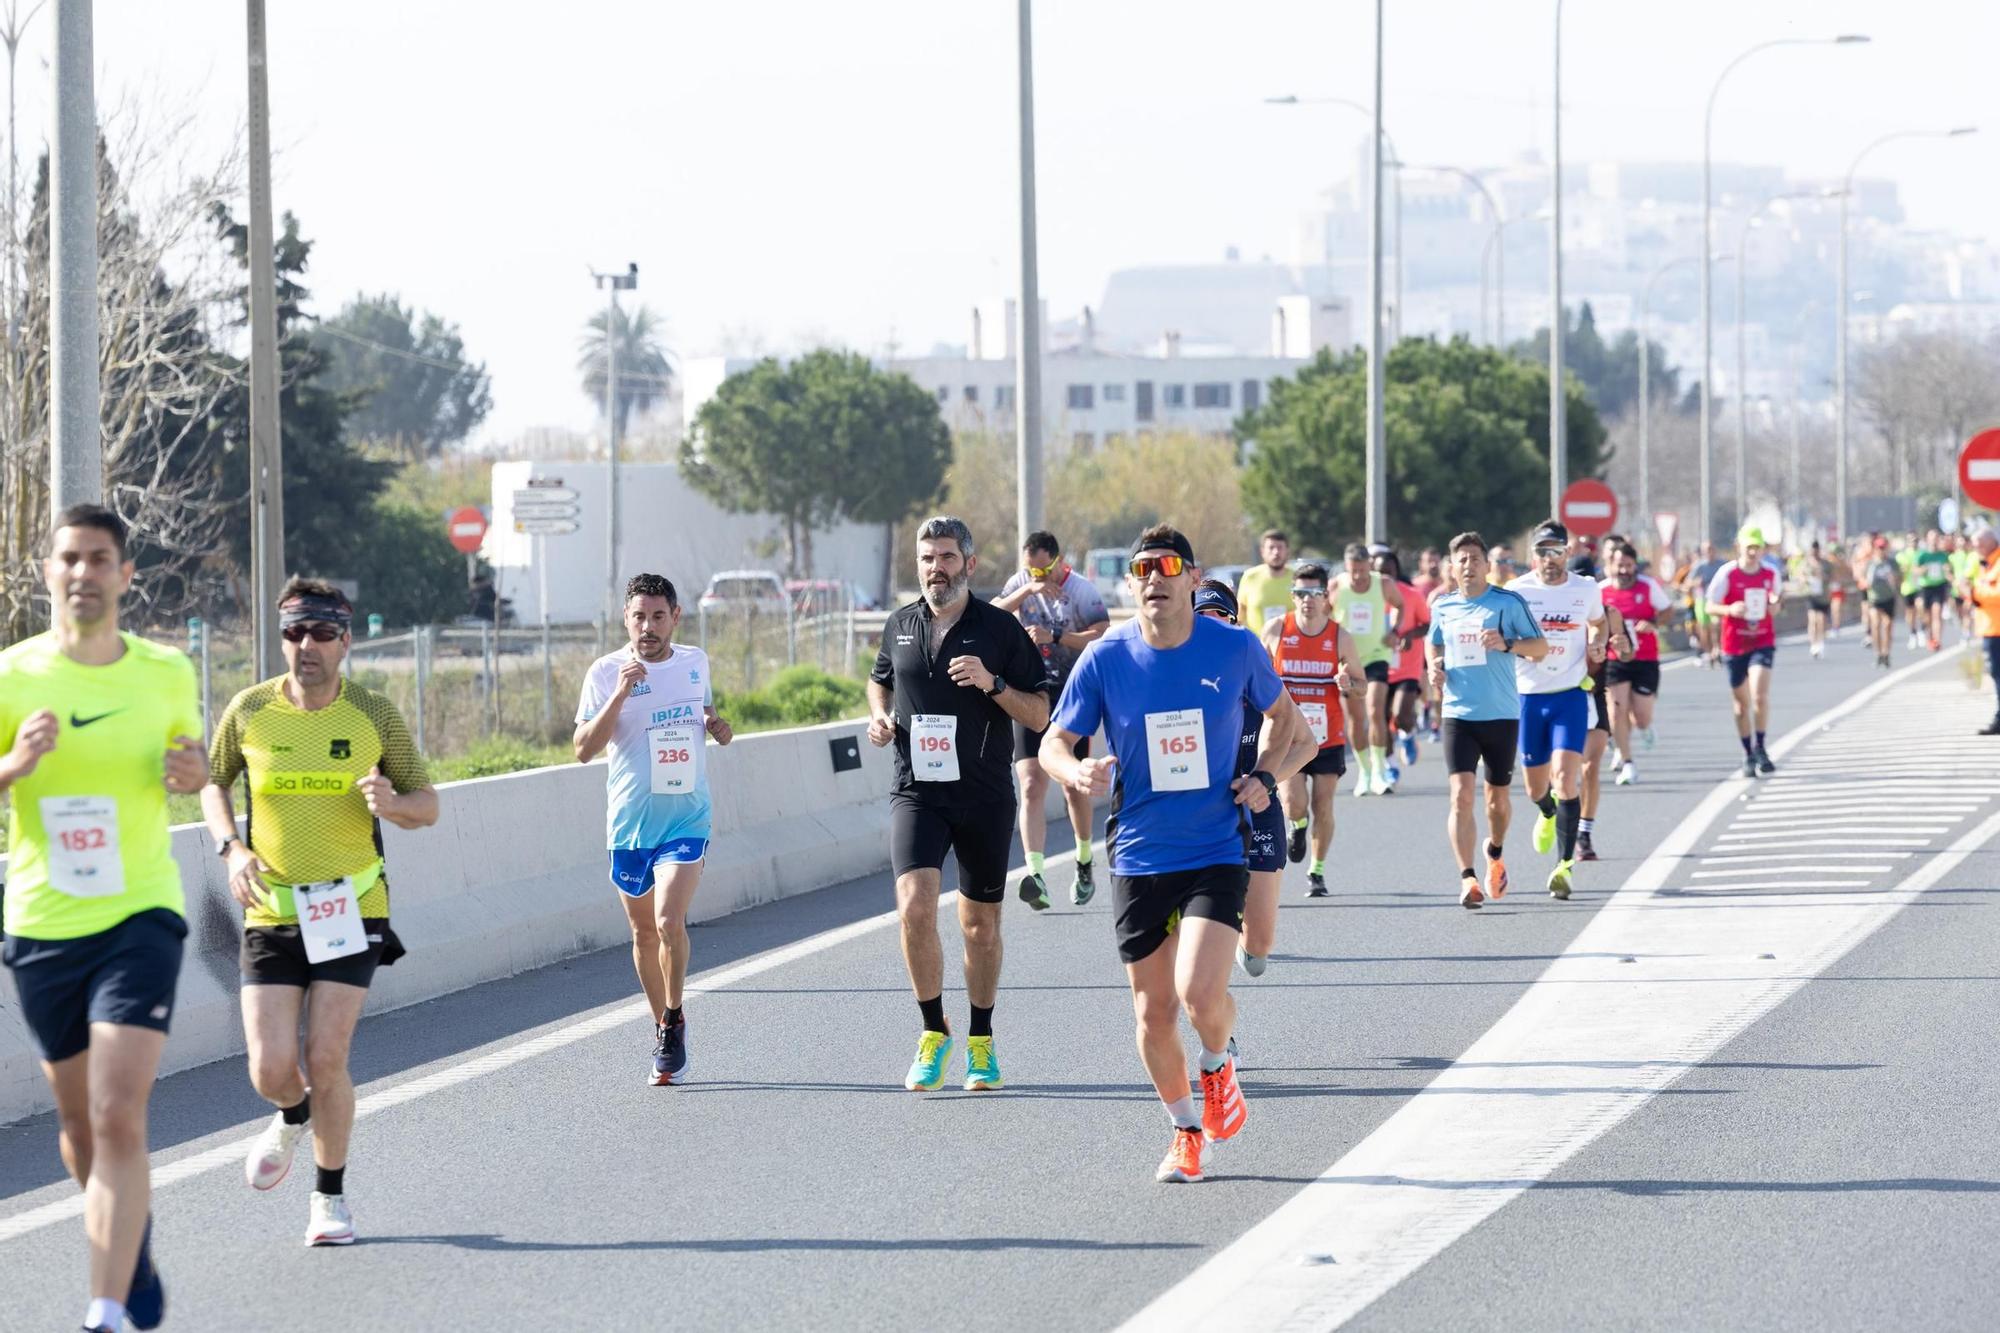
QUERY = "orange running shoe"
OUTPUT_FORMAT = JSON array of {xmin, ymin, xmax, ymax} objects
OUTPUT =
[
  {"xmin": 1458, "ymin": 876, "xmax": 1485, "ymax": 909},
  {"xmin": 1199, "ymin": 1056, "xmax": 1248, "ymax": 1142},
  {"xmin": 1156, "ymin": 1126, "xmax": 1210, "ymax": 1183},
  {"xmin": 1485, "ymin": 849, "xmax": 1509, "ymax": 900}
]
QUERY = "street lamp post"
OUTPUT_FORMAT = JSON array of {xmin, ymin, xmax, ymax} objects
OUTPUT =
[
  {"xmin": 1701, "ymin": 33, "xmax": 1868, "ymax": 550},
  {"xmin": 1733, "ymin": 190, "xmax": 1829, "ymax": 527},
  {"xmin": 1836, "ymin": 125, "xmax": 1977, "ymax": 537},
  {"xmin": 1639, "ymin": 253, "xmax": 1732, "ymax": 547},
  {"xmin": 591, "ymin": 262, "xmax": 638, "ymax": 630},
  {"xmin": 1015, "ymin": 0, "xmax": 1044, "ymax": 549},
  {"xmin": 1549, "ymin": 0, "xmax": 1565, "ymax": 517}
]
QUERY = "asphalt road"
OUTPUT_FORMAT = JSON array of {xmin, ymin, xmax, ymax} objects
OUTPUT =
[{"xmin": 3, "ymin": 629, "xmax": 1996, "ymax": 1331}]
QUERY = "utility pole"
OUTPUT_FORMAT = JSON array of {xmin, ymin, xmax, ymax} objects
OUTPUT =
[
  {"xmin": 49, "ymin": 0, "xmax": 97, "ymax": 515},
  {"xmin": 1547, "ymin": 0, "xmax": 1566, "ymax": 518},
  {"xmin": 245, "ymin": 0, "xmax": 286, "ymax": 676},
  {"xmin": 592, "ymin": 263, "xmax": 638, "ymax": 628},
  {"xmin": 1363, "ymin": 0, "xmax": 1386, "ymax": 543},
  {"xmin": 1014, "ymin": 0, "xmax": 1043, "ymax": 548}
]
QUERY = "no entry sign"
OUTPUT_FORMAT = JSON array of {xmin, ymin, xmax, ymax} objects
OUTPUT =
[
  {"xmin": 1958, "ymin": 428, "xmax": 2000, "ymax": 511},
  {"xmin": 446, "ymin": 505, "xmax": 489, "ymax": 554},
  {"xmin": 1559, "ymin": 478, "xmax": 1619, "ymax": 538}
]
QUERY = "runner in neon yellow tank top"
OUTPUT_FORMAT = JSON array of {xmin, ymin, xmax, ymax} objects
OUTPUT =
[
  {"xmin": 1330, "ymin": 542, "xmax": 1406, "ymax": 796},
  {"xmin": 0, "ymin": 505, "xmax": 205, "ymax": 1333}
]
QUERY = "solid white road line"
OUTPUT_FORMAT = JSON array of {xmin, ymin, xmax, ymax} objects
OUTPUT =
[
  {"xmin": 1689, "ymin": 866, "xmax": 1895, "ymax": 878},
  {"xmin": 1674, "ymin": 879, "xmax": 1878, "ymax": 891},
  {"xmin": 1119, "ymin": 654, "xmax": 1983, "ymax": 1333},
  {"xmin": 1693, "ymin": 852, "xmax": 1914, "ymax": 862}
]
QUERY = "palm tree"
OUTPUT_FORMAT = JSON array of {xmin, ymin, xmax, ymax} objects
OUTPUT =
[{"xmin": 576, "ymin": 303, "xmax": 673, "ymax": 437}]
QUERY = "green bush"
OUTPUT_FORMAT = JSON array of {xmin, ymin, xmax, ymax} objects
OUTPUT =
[
  {"xmin": 430, "ymin": 737, "xmax": 572, "ymax": 781},
  {"xmin": 716, "ymin": 666, "xmax": 866, "ymax": 731}
]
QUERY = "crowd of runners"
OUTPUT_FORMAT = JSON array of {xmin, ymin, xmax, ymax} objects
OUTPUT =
[{"xmin": 6, "ymin": 501, "xmax": 2000, "ymax": 1328}]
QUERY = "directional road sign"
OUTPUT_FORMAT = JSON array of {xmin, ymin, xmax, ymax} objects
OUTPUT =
[
  {"xmin": 1559, "ymin": 478, "xmax": 1619, "ymax": 538},
  {"xmin": 1957, "ymin": 428, "xmax": 2000, "ymax": 510},
  {"xmin": 446, "ymin": 506, "xmax": 488, "ymax": 554},
  {"xmin": 516, "ymin": 518, "xmax": 580, "ymax": 537}
]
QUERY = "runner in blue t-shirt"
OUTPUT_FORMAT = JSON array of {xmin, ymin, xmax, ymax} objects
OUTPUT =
[
  {"xmin": 1424, "ymin": 532, "xmax": 1546, "ymax": 909},
  {"xmin": 1041, "ymin": 526, "xmax": 1315, "ymax": 1185}
]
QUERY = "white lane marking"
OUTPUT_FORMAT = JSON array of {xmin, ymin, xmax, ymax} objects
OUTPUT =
[
  {"xmin": 1715, "ymin": 828, "xmax": 1954, "ymax": 841},
  {"xmin": 1724, "ymin": 817, "xmax": 1963, "ymax": 830},
  {"xmin": 1695, "ymin": 852, "xmax": 1914, "ymax": 863},
  {"xmin": 1689, "ymin": 865, "xmax": 1895, "ymax": 878},
  {"xmin": 1674, "ymin": 879, "xmax": 1877, "ymax": 891},
  {"xmin": 0, "ymin": 851, "xmax": 1079, "ymax": 1243},
  {"xmin": 1738, "ymin": 798, "xmax": 1985, "ymax": 809},
  {"xmin": 1712, "ymin": 837, "xmax": 1934, "ymax": 848},
  {"xmin": 1119, "ymin": 653, "xmax": 1979, "ymax": 1332}
]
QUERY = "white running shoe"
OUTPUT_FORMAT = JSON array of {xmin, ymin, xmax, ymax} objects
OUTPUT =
[
  {"xmin": 245, "ymin": 1112, "xmax": 308, "ymax": 1191},
  {"xmin": 306, "ymin": 1191, "xmax": 355, "ymax": 1246},
  {"xmin": 1617, "ymin": 760, "xmax": 1636, "ymax": 786},
  {"xmin": 1352, "ymin": 768, "xmax": 1371, "ymax": 798},
  {"xmin": 1640, "ymin": 726, "xmax": 1656, "ymax": 750}
]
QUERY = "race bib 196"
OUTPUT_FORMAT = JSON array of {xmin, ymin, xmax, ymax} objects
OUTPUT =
[
  {"xmin": 911, "ymin": 713, "xmax": 960, "ymax": 782},
  {"xmin": 1144, "ymin": 709, "xmax": 1207, "ymax": 792},
  {"xmin": 41, "ymin": 795, "xmax": 123, "ymax": 898}
]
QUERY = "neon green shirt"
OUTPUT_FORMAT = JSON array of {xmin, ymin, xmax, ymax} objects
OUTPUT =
[
  {"xmin": 1332, "ymin": 574, "xmax": 1394, "ymax": 666},
  {"xmin": 1235, "ymin": 564, "xmax": 1294, "ymax": 631},
  {"xmin": 1896, "ymin": 548, "xmax": 1919, "ymax": 596},
  {"xmin": 0, "ymin": 632, "xmax": 202, "ymax": 940}
]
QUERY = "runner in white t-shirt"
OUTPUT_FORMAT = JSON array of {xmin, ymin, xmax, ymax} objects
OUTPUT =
[{"xmin": 574, "ymin": 573, "xmax": 733, "ymax": 1086}]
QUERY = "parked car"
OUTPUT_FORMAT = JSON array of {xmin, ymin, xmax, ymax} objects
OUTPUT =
[
  {"xmin": 1082, "ymin": 547, "xmax": 1132, "ymax": 608},
  {"xmin": 698, "ymin": 569, "xmax": 790, "ymax": 617},
  {"xmin": 1204, "ymin": 564, "xmax": 1248, "ymax": 596},
  {"xmin": 786, "ymin": 579, "xmax": 882, "ymax": 615}
]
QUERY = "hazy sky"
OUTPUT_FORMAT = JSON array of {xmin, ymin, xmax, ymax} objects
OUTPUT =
[{"xmin": 24, "ymin": 1, "xmax": 2000, "ymax": 441}]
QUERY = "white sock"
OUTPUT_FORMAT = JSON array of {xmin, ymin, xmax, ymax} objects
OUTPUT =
[
  {"xmin": 85, "ymin": 1299, "xmax": 125, "ymax": 1332},
  {"xmin": 1579, "ymin": 817, "xmax": 1595, "ymax": 834},
  {"xmin": 1165, "ymin": 1096, "xmax": 1200, "ymax": 1129},
  {"xmin": 1199, "ymin": 1046, "xmax": 1229, "ymax": 1073}
]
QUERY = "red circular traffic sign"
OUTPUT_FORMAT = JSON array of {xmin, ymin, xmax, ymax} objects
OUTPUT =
[
  {"xmin": 1559, "ymin": 478, "xmax": 1619, "ymax": 538},
  {"xmin": 1958, "ymin": 428, "xmax": 2000, "ymax": 510},
  {"xmin": 446, "ymin": 505, "xmax": 488, "ymax": 554}
]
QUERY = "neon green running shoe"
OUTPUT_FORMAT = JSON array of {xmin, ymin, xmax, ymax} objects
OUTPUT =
[
  {"xmin": 904, "ymin": 1030, "xmax": 953, "ymax": 1091},
  {"xmin": 1547, "ymin": 858, "xmax": 1574, "ymax": 901},
  {"xmin": 1533, "ymin": 810, "xmax": 1556, "ymax": 855},
  {"xmin": 963, "ymin": 1035, "xmax": 1004, "ymax": 1091}
]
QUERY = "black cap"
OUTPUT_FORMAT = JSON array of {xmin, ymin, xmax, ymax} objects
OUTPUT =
[
  {"xmin": 1530, "ymin": 520, "xmax": 1569, "ymax": 549},
  {"xmin": 1131, "ymin": 527, "xmax": 1197, "ymax": 564},
  {"xmin": 1192, "ymin": 581, "xmax": 1239, "ymax": 620}
]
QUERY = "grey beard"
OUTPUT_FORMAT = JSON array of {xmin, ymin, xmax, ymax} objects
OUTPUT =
[{"xmin": 924, "ymin": 572, "xmax": 970, "ymax": 611}]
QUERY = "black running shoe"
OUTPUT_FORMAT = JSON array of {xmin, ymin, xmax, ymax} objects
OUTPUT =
[
  {"xmin": 650, "ymin": 1023, "xmax": 673, "ymax": 1085},
  {"xmin": 127, "ymin": 1214, "xmax": 164, "ymax": 1330},
  {"xmin": 1576, "ymin": 831, "xmax": 1598, "ymax": 862},
  {"xmin": 1754, "ymin": 745, "xmax": 1776, "ymax": 775},
  {"xmin": 1070, "ymin": 860, "xmax": 1096, "ymax": 907},
  {"xmin": 1980, "ymin": 719, "xmax": 2000, "ymax": 736},
  {"xmin": 660, "ymin": 1017, "xmax": 689, "ymax": 1083},
  {"xmin": 1287, "ymin": 825, "xmax": 1307, "ymax": 864},
  {"xmin": 1305, "ymin": 873, "xmax": 1329, "ymax": 898},
  {"xmin": 1741, "ymin": 755, "xmax": 1759, "ymax": 778},
  {"xmin": 1018, "ymin": 871, "xmax": 1051, "ymax": 912}
]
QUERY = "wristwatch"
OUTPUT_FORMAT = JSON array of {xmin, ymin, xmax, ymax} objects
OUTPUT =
[
  {"xmin": 215, "ymin": 834, "xmax": 240, "ymax": 859},
  {"xmin": 1499, "ymin": 638, "xmax": 1513, "ymax": 654},
  {"xmin": 1249, "ymin": 769, "xmax": 1278, "ymax": 799},
  {"xmin": 986, "ymin": 677, "xmax": 1008, "ymax": 698}
]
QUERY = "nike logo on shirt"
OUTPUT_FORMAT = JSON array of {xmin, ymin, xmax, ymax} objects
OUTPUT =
[{"xmin": 69, "ymin": 710, "xmax": 123, "ymax": 728}]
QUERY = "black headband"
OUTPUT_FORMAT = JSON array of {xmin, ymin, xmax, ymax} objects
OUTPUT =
[
  {"xmin": 1130, "ymin": 530, "xmax": 1197, "ymax": 564},
  {"xmin": 279, "ymin": 594, "xmax": 352, "ymax": 629}
]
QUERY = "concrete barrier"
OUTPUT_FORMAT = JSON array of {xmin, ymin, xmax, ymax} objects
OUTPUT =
[{"xmin": 0, "ymin": 713, "xmax": 1099, "ymax": 1125}]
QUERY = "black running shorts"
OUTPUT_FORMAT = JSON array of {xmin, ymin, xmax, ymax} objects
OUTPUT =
[
  {"xmin": 241, "ymin": 921, "xmax": 403, "ymax": 989},
  {"xmin": 1442, "ymin": 717, "xmax": 1519, "ymax": 787},
  {"xmin": 2, "ymin": 908, "xmax": 187, "ymax": 1063},
  {"xmin": 1604, "ymin": 659, "xmax": 1662, "ymax": 696},
  {"xmin": 1014, "ymin": 720, "xmax": 1089, "ymax": 765},
  {"xmin": 890, "ymin": 794, "xmax": 1014, "ymax": 903},
  {"xmin": 1725, "ymin": 645, "xmax": 1776, "ymax": 689},
  {"xmin": 1588, "ymin": 672, "xmax": 1611, "ymax": 735},
  {"xmin": 1361, "ymin": 660, "xmax": 1391, "ymax": 685},
  {"xmin": 1111, "ymin": 863, "xmax": 1248, "ymax": 965},
  {"xmin": 1301, "ymin": 746, "xmax": 1348, "ymax": 777}
]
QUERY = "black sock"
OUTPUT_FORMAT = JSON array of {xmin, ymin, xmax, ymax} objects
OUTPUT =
[
  {"xmin": 1461, "ymin": 867, "xmax": 1478, "ymax": 881},
  {"xmin": 970, "ymin": 1003, "xmax": 994, "ymax": 1038},
  {"xmin": 1535, "ymin": 791, "xmax": 1557, "ymax": 818},
  {"xmin": 918, "ymin": 994, "xmax": 947, "ymax": 1034},
  {"xmin": 1740, "ymin": 734, "xmax": 1756, "ymax": 757},
  {"xmin": 316, "ymin": 1165, "xmax": 344, "ymax": 1196},
  {"xmin": 281, "ymin": 1096, "xmax": 311, "ymax": 1126},
  {"xmin": 1486, "ymin": 841, "xmax": 1504, "ymax": 861},
  {"xmin": 1754, "ymin": 731, "xmax": 1766, "ymax": 751},
  {"xmin": 1557, "ymin": 797, "xmax": 1582, "ymax": 860},
  {"xmin": 664, "ymin": 1005, "xmax": 683, "ymax": 1028}
]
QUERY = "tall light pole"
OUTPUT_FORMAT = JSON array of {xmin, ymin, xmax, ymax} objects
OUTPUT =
[
  {"xmin": 245, "ymin": 0, "xmax": 285, "ymax": 677},
  {"xmin": 591, "ymin": 262, "xmax": 638, "ymax": 629},
  {"xmin": 1639, "ymin": 253, "xmax": 1733, "ymax": 548},
  {"xmin": 50, "ymin": 0, "xmax": 98, "ymax": 517},
  {"xmin": 1837, "ymin": 125, "xmax": 1977, "ymax": 537},
  {"xmin": 1549, "ymin": 0, "xmax": 1565, "ymax": 518},
  {"xmin": 1406, "ymin": 163, "xmax": 1504, "ymax": 345},
  {"xmin": 1365, "ymin": 0, "xmax": 1386, "ymax": 542},
  {"xmin": 1015, "ymin": 0, "xmax": 1043, "ymax": 549},
  {"xmin": 1733, "ymin": 189, "xmax": 1829, "ymax": 527},
  {"xmin": 1702, "ymin": 34, "xmax": 1867, "ymax": 551}
]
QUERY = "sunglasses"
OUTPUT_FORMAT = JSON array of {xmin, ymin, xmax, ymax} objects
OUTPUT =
[
  {"xmin": 281, "ymin": 623, "xmax": 344, "ymax": 643},
  {"xmin": 1128, "ymin": 554, "xmax": 1188, "ymax": 579},
  {"xmin": 1026, "ymin": 563, "xmax": 1059, "ymax": 579},
  {"xmin": 1533, "ymin": 545, "xmax": 1566, "ymax": 558},
  {"xmin": 1291, "ymin": 586, "xmax": 1327, "ymax": 598}
]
